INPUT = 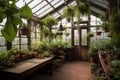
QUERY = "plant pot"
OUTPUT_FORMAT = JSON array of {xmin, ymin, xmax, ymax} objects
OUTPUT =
[
  {"xmin": 20, "ymin": 28, "xmax": 30, "ymax": 35},
  {"xmin": 96, "ymin": 31, "xmax": 102, "ymax": 35},
  {"xmin": 56, "ymin": 32, "xmax": 63, "ymax": 35}
]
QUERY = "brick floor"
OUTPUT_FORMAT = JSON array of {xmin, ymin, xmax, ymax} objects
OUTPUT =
[{"xmin": 31, "ymin": 61, "xmax": 91, "ymax": 80}]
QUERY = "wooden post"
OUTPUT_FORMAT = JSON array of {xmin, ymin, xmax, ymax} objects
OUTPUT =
[
  {"xmin": 27, "ymin": 19, "xmax": 32, "ymax": 50},
  {"xmin": 71, "ymin": 16, "xmax": 74, "ymax": 46}
]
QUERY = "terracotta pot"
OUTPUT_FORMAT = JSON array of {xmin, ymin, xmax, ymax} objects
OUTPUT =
[{"xmin": 96, "ymin": 31, "xmax": 102, "ymax": 35}]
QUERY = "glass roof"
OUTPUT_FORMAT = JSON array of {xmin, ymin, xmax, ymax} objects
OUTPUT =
[{"xmin": 15, "ymin": 0, "xmax": 108, "ymax": 19}]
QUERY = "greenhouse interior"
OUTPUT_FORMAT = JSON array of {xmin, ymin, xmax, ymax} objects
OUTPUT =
[{"xmin": 0, "ymin": 0, "xmax": 120, "ymax": 80}]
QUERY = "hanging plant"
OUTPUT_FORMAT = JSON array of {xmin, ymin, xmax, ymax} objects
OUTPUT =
[
  {"xmin": 96, "ymin": 25, "xmax": 102, "ymax": 35},
  {"xmin": 56, "ymin": 31, "xmax": 63, "ymax": 35},
  {"xmin": 0, "ymin": 0, "xmax": 32, "ymax": 42},
  {"xmin": 20, "ymin": 24, "xmax": 30, "ymax": 35},
  {"xmin": 100, "ymin": 14, "xmax": 109, "ymax": 32},
  {"xmin": 65, "ymin": 32, "xmax": 70, "ymax": 36},
  {"xmin": 42, "ymin": 15, "xmax": 58, "ymax": 31},
  {"xmin": 77, "ymin": 2, "xmax": 90, "ymax": 16},
  {"xmin": 62, "ymin": 5, "xmax": 75, "ymax": 22},
  {"xmin": 87, "ymin": 32, "xmax": 94, "ymax": 37}
]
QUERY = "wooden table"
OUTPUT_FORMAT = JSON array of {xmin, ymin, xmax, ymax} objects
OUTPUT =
[{"xmin": 0, "ymin": 57, "xmax": 53, "ymax": 80}]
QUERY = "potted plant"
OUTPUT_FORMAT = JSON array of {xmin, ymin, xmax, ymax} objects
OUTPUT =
[
  {"xmin": 76, "ymin": 2, "xmax": 90, "ymax": 16},
  {"xmin": 56, "ymin": 31, "xmax": 63, "ymax": 35},
  {"xmin": 96, "ymin": 25, "xmax": 102, "ymax": 35},
  {"xmin": 87, "ymin": 32, "xmax": 94, "ymax": 37},
  {"xmin": 62, "ymin": 5, "xmax": 75, "ymax": 22},
  {"xmin": 42, "ymin": 15, "xmax": 58, "ymax": 31},
  {"xmin": 96, "ymin": 31, "xmax": 102, "ymax": 35},
  {"xmin": 20, "ymin": 24, "xmax": 30, "ymax": 35},
  {"xmin": 65, "ymin": 32, "xmax": 70, "ymax": 36},
  {"xmin": 100, "ymin": 14, "xmax": 109, "ymax": 32}
]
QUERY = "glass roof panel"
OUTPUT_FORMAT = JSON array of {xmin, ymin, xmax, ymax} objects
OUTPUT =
[
  {"xmin": 28, "ymin": 0, "xmax": 43, "ymax": 8},
  {"xmin": 36, "ymin": 5, "xmax": 51, "ymax": 15},
  {"xmin": 38, "ymin": 8, "xmax": 54, "ymax": 17},
  {"xmin": 54, "ymin": 0, "xmax": 64, "ymax": 8},
  {"xmin": 70, "ymin": 0, "xmax": 76, "ymax": 5},
  {"xmin": 30, "ymin": 1, "xmax": 47, "ymax": 13},
  {"xmin": 91, "ymin": 6, "xmax": 105, "ymax": 14},
  {"xmin": 53, "ymin": 12, "xmax": 59, "ymax": 17},
  {"xmin": 16, "ymin": 0, "xmax": 25, "ymax": 8},
  {"xmin": 91, "ymin": 0, "xmax": 108, "ymax": 8},
  {"xmin": 50, "ymin": 0, "xmax": 61, "ymax": 6}
]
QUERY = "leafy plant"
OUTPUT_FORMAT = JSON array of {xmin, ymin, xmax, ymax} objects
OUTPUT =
[
  {"xmin": 99, "ymin": 74, "xmax": 107, "ymax": 80},
  {"xmin": 0, "ymin": 48, "xmax": 19, "ymax": 69},
  {"xmin": 99, "ymin": 14, "xmax": 109, "ymax": 32},
  {"xmin": 111, "ymin": 60, "xmax": 120, "ymax": 69},
  {"xmin": 87, "ymin": 32, "xmax": 94, "ymax": 37},
  {"xmin": 62, "ymin": 5, "xmax": 75, "ymax": 20},
  {"xmin": 42, "ymin": 15, "xmax": 58, "ymax": 30},
  {"xmin": 0, "ymin": 0, "xmax": 32, "ymax": 42},
  {"xmin": 75, "ymin": 1, "xmax": 90, "ymax": 16},
  {"xmin": 109, "ymin": 8, "xmax": 120, "ymax": 35}
]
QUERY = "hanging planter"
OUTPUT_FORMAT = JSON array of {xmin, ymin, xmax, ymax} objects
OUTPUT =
[
  {"xmin": 65, "ymin": 32, "xmax": 70, "ymax": 36},
  {"xmin": 99, "ymin": 14, "xmax": 109, "ymax": 32},
  {"xmin": 96, "ymin": 31, "xmax": 102, "ymax": 35},
  {"xmin": 56, "ymin": 31, "xmax": 63, "ymax": 35},
  {"xmin": 87, "ymin": 32, "xmax": 94, "ymax": 37},
  {"xmin": 62, "ymin": 5, "xmax": 75, "ymax": 22},
  {"xmin": 20, "ymin": 27, "xmax": 30, "ymax": 35}
]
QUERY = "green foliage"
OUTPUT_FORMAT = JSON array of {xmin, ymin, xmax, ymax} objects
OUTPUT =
[
  {"xmin": 1, "ymin": 19, "xmax": 17, "ymax": 42},
  {"xmin": 42, "ymin": 15, "xmax": 58, "ymax": 27},
  {"xmin": 111, "ymin": 60, "xmax": 120, "ymax": 69},
  {"xmin": 111, "ymin": 34, "xmax": 120, "ymax": 48},
  {"xmin": 0, "ymin": 48, "xmax": 19, "ymax": 69},
  {"xmin": 89, "ymin": 39, "xmax": 111, "ymax": 56},
  {"xmin": 99, "ymin": 14, "xmax": 109, "ymax": 32},
  {"xmin": 0, "ymin": 0, "xmax": 32, "ymax": 42},
  {"xmin": 113, "ymin": 72, "xmax": 120, "ymax": 80},
  {"xmin": 109, "ymin": 8, "xmax": 120, "ymax": 35},
  {"xmin": 20, "ymin": 4, "xmax": 32, "ymax": 20},
  {"xmin": 77, "ymin": 2, "xmax": 90, "ymax": 16},
  {"xmin": 87, "ymin": 32, "xmax": 94, "ymax": 37},
  {"xmin": 99, "ymin": 74, "xmax": 106, "ymax": 80},
  {"xmin": 62, "ymin": 5, "xmax": 75, "ymax": 19}
]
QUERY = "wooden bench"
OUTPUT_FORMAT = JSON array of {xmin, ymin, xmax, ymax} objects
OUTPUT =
[
  {"xmin": 98, "ymin": 53, "xmax": 111, "ymax": 80},
  {"xmin": 0, "ymin": 57, "xmax": 53, "ymax": 80}
]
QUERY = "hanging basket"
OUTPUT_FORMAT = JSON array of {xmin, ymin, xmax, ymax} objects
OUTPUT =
[
  {"xmin": 96, "ymin": 31, "xmax": 102, "ymax": 35},
  {"xmin": 65, "ymin": 33, "xmax": 70, "ymax": 36},
  {"xmin": 56, "ymin": 31, "xmax": 63, "ymax": 35},
  {"xmin": 20, "ymin": 28, "xmax": 30, "ymax": 35}
]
